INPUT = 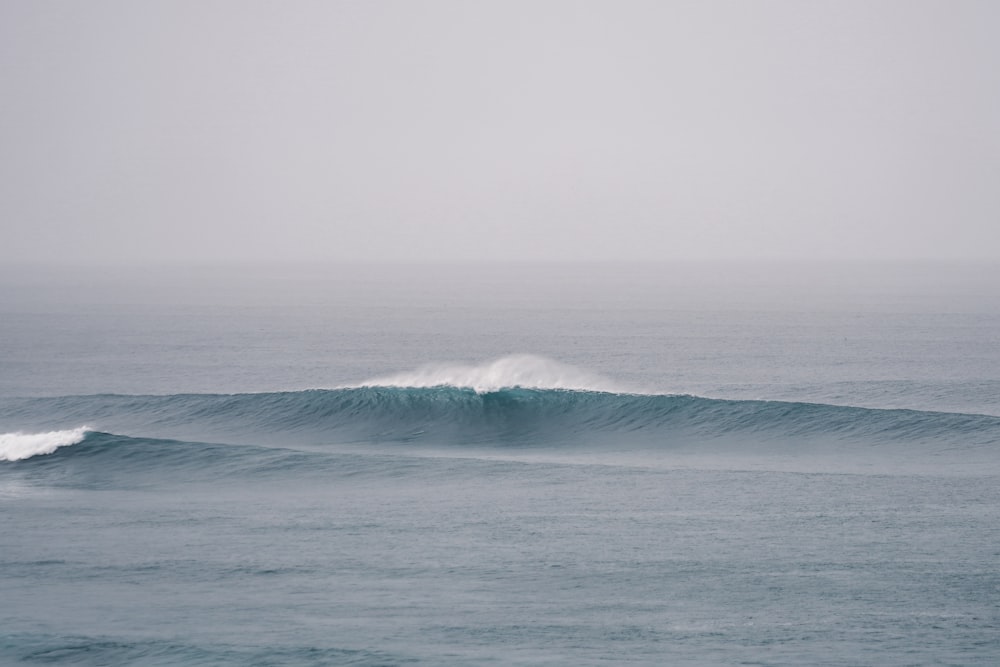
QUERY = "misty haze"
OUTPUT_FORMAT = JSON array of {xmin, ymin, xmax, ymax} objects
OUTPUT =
[{"xmin": 2, "ymin": 2, "xmax": 999, "ymax": 666}]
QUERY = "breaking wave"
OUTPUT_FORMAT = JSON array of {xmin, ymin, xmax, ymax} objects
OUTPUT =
[
  {"xmin": 3, "ymin": 387, "xmax": 999, "ymax": 457},
  {"xmin": 2, "ymin": 358, "xmax": 998, "ymax": 472}
]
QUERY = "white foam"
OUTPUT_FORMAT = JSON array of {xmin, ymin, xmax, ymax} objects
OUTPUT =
[
  {"xmin": 0, "ymin": 426, "xmax": 91, "ymax": 462},
  {"xmin": 359, "ymin": 354, "xmax": 624, "ymax": 394}
]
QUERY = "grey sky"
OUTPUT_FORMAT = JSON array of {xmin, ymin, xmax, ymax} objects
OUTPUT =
[{"xmin": 2, "ymin": 1, "xmax": 998, "ymax": 262}]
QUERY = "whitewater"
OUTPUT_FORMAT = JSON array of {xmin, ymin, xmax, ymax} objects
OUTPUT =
[
  {"xmin": 2, "ymin": 262, "xmax": 999, "ymax": 666},
  {"xmin": 0, "ymin": 426, "xmax": 90, "ymax": 462}
]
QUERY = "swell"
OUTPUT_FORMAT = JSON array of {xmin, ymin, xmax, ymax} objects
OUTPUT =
[
  {"xmin": 2, "ymin": 633, "xmax": 408, "ymax": 666},
  {"xmin": 3, "ymin": 387, "xmax": 999, "ymax": 453}
]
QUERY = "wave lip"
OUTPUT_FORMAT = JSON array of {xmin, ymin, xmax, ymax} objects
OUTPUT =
[
  {"xmin": 358, "ymin": 354, "xmax": 625, "ymax": 394},
  {"xmin": 0, "ymin": 426, "xmax": 91, "ymax": 462}
]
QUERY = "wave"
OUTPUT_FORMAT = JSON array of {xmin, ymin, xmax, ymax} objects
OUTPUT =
[
  {"xmin": 0, "ymin": 426, "xmax": 90, "ymax": 462},
  {"xmin": 3, "ymin": 387, "xmax": 999, "ymax": 458}
]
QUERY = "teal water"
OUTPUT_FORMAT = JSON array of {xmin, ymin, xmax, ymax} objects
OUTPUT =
[{"xmin": 1, "ymin": 262, "xmax": 999, "ymax": 665}]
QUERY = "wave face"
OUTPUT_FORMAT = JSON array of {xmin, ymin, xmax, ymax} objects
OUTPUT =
[{"xmin": 3, "ymin": 387, "xmax": 999, "ymax": 463}]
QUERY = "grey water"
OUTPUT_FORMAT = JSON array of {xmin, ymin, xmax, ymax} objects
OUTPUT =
[{"xmin": 1, "ymin": 261, "xmax": 999, "ymax": 665}]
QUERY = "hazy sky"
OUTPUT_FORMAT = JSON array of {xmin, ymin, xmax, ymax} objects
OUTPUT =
[{"xmin": 2, "ymin": 1, "xmax": 998, "ymax": 262}]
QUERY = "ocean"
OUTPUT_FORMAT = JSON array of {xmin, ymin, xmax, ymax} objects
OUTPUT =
[{"xmin": 1, "ymin": 261, "xmax": 998, "ymax": 666}]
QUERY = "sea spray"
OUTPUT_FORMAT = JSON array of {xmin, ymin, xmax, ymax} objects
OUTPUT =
[{"xmin": 358, "ymin": 354, "xmax": 627, "ymax": 393}]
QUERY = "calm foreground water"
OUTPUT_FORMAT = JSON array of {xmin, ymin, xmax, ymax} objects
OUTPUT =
[{"xmin": 1, "ymin": 261, "xmax": 999, "ymax": 665}]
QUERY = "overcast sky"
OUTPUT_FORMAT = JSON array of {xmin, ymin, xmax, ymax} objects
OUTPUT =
[{"xmin": 2, "ymin": 1, "xmax": 998, "ymax": 262}]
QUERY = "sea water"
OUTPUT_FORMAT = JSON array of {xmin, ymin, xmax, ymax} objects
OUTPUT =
[{"xmin": 1, "ymin": 261, "xmax": 998, "ymax": 665}]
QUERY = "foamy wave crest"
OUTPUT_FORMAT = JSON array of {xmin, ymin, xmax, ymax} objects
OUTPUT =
[
  {"xmin": 359, "ymin": 355, "xmax": 624, "ymax": 393},
  {"xmin": 0, "ymin": 426, "xmax": 91, "ymax": 462}
]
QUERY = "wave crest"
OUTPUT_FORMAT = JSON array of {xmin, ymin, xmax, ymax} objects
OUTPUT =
[
  {"xmin": 0, "ymin": 426, "xmax": 91, "ymax": 462},
  {"xmin": 358, "ymin": 355, "xmax": 624, "ymax": 393}
]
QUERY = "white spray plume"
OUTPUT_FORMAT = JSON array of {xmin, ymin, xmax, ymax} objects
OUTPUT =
[{"xmin": 359, "ymin": 354, "xmax": 623, "ymax": 394}]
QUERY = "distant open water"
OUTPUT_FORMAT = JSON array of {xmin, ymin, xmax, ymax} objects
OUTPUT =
[{"xmin": 1, "ymin": 262, "xmax": 999, "ymax": 665}]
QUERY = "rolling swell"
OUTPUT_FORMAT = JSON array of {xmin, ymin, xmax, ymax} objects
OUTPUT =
[
  {"xmin": 3, "ymin": 387, "xmax": 999, "ymax": 453},
  {"xmin": 2, "ymin": 633, "xmax": 411, "ymax": 666}
]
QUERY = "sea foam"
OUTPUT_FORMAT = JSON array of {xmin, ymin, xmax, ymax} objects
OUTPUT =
[
  {"xmin": 0, "ymin": 426, "xmax": 90, "ymax": 462},
  {"xmin": 359, "ymin": 354, "xmax": 624, "ymax": 393}
]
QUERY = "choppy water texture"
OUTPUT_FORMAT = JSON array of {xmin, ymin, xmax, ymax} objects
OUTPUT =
[{"xmin": 1, "ymin": 262, "xmax": 999, "ymax": 665}]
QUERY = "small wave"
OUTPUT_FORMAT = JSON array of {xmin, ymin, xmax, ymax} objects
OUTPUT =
[
  {"xmin": 0, "ymin": 426, "xmax": 91, "ymax": 462},
  {"xmin": 0, "ymin": 431, "xmax": 489, "ymax": 487},
  {"xmin": 358, "ymin": 354, "xmax": 626, "ymax": 393}
]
